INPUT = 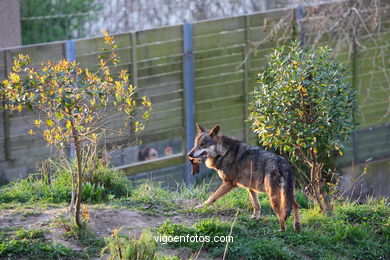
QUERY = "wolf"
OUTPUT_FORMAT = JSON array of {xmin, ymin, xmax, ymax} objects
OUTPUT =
[{"xmin": 188, "ymin": 123, "xmax": 301, "ymax": 232}]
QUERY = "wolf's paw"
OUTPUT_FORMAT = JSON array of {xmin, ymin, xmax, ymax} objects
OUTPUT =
[
  {"xmin": 194, "ymin": 203, "xmax": 207, "ymax": 209},
  {"xmin": 251, "ymin": 214, "xmax": 260, "ymax": 220},
  {"xmin": 294, "ymin": 223, "xmax": 301, "ymax": 233}
]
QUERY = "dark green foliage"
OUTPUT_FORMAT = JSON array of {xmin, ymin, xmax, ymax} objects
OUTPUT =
[
  {"xmin": 249, "ymin": 41, "xmax": 357, "ymax": 209},
  {"xmin": 249, "ymin": 40, "xmax": 356, "ymax": 163},
  {"xmin": 20, "ymin": 0, "xmax": 102, "ymax": 44}
]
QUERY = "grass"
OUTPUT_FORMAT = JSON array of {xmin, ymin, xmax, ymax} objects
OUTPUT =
[
  {"xmin": 0, "ymin": 227, "xmax": 79, "ymax": 259},
  {"xmin": 0, "ymin": 169, "xmax": 389, "ymax": 259},
  {"xmin": 0, "ymin": 162, "xmax": 132, "ymax": 206}
]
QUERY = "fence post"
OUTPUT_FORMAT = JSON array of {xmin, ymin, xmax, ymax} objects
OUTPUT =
[
  {"xmin": 131, "ymin": 32, "xmax": 138, "ymax": 88},
  {"xmin": 295, "ymin": 5, "xmax": 306, "ymax": 46},
  {"xmin": 351, "ymin": 35, "xmax": 358, "ymax": 164},
  {"xmin": 183, "ymin": 22, "xmax": 196, "ymax": 187},
  {"xmin": 3, "ymin": 50, "xmax": 11, "ymax": 160},
  {"xmin": 65, "ymin": 39, "xmax": 76, "ymax": 159},
  {"xmin": 243, "ymin": 15, "xmax": 250, "ymax": 143}
]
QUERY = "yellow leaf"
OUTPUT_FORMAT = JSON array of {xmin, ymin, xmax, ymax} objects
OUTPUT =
[
  {"xmin": 34, "ymin": 120, "xmax": 42, "ymax": 127},
  {"xmin": 46, "ymin": 119, "xmax": 54, "ymax": 127},
  {"xmin": 9, "ymin": 72, "xmax": 20, "ymax": 83}
]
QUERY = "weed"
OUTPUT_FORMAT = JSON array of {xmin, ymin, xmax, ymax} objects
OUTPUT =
[{"xmin": 102, "ymin": 229, "xmax": 162, "ymax": 260}]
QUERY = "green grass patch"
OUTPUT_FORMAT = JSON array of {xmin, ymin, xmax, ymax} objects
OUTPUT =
[
  {"xmin": 0, "ymin": 227, "xmax": 79, "ymax": 259},
  {"xmin": 0, "ymin": 162, "xmax": 132, "ymax": 205}
]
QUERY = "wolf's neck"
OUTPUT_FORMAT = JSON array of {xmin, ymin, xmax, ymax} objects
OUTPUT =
[{"xmin": 217, "ymin": 135, "xmax": 241, "ymax": 157}]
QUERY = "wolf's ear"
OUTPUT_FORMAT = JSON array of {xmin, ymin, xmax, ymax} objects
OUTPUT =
[
  {"xmin": 196, "ymin": 123, "xmax": 205, "ymax": 133},
  {"xmin": 209, "ymin": 125, "xmax": 221, "ymax": 137}
]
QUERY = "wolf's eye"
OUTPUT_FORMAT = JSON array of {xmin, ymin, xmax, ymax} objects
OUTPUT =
[{"xmin": 200, "ymin": 142, "xmax": 205, "ymax": 147}]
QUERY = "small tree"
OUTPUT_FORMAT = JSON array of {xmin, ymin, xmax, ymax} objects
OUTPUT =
[
  {"xmin": 1, "ymin": 31, "xmax": 151, "ymax": 227},
  {"xmin": 248, "ymin": 41, "xmax": 357, "ymax": 212}
]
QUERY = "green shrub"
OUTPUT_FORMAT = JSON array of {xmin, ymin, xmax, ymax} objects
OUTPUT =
[
  {"xmin": 102, "ymin": 230, "xmax": 157, "ymax": 260},
  {"xmin": 248, "ymin": 41, "xmax": 357, "ymax": 210}
]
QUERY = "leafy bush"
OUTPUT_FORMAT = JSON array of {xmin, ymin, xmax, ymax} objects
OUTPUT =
[{"xmin": 249, "ymin": 41, "xmax": 357, "ymax": 211}]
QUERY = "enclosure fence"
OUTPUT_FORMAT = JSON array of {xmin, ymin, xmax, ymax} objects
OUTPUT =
[{"xmin": 1, "ymin": 1, "xmax": 390, "ymax": 184}]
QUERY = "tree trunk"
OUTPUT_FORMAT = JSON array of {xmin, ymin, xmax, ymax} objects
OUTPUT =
[
  {"xmin": 71, "ymin": 123, "xmax": 83, "ymax": 228},
  {"xmin": 310, "ymin": 162, "xmax": 326, "ymax": 212},
  {"xmin": 69, "ymin": 167, "xmax": 75, "ymax": 214}
]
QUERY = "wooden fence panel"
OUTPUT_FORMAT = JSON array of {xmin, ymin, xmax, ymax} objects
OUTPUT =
[{"xmin": 1, "ymin": 3, "xmax": 389, "ymax": 183}]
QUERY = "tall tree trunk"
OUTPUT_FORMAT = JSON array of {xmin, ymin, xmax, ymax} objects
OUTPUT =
[
  {"xmin": 310, "ymin": 162, "xmax": 326, "ymax": 212},
  {"xmin": 69, "ymin": 167, "xmax": 75, "ymax": 214},
  {"xmin": 71, "ymin": 123, "xmax": 83, "ymax": 228}
]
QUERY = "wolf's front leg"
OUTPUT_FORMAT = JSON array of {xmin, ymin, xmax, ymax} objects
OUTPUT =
[
  {"xmin": 249, "ymin": 189, "xmax": 261, "ymax": 220},
  {"xmin": 194, "ymin": 181, "xmax": 236, "ymax": 209}
]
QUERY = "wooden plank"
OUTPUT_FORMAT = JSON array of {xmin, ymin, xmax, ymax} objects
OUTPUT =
[
  {"xmin": 6, "ymin": 42, "xmax": 65, "ymax": 66},
  {"xmin": 148, "ymin": 90, "xmax": 183, "ymax": 105},
  {"xmin": 140, "ymin": 87, "xmax": 183, "ymax": 103},
  {"xmin": 136, "ymin": 40, "xmax": 182, "ymax": 60},
  {"xmin": 149, "ymin": 107, "xmax": 182, "ymax": 122},
  {"xmin": 136, "ymin": 25, "xmax": 182, "ymax": 45},
  {"xmin": 137, "ymin": 81, "xmax": 182, "ymax": 97},
  {"xmin": 138, "ymin": 62, "xmax": 182, "ymax": 77},
  {"xmin": 76, "ymin": 48, "xmax": 132, "ymax": 68},
  {"xmin": 118, "ymin": 153, "xmax": 184, "ymax": 176},
  {"xmin": 199, "ymin": 115, "xmax": 244, "ymax": 132},
  {"xmin": 0, "ymin": 135, "xmax": 46, "ymax": 151},
  {"xmin": 193, "ymin": 30, "xmax": 245, "ymax": 51},
  {"xmin": 139, "ymin": 71, "xmax": 182, "ymax": 85},
  {"xmin": 142, "ymin": 116, "xmax": 183, "ymax": 133},
  {"xmin": 248, "ymin": 9, "xmax": 292, "ymax": 27},
  {"xmin": 194, "ymin": 45, "xmax": 243, "ymax": 60},
  {"xmin": 248, "ymin": 22, "xmax": 291, "ymax": 42},
  {"xmin": 195, "ymin": 62, "xmax": 244, "ymax": 78},
  {"xmin": 196, "ymin": 104, "xmax": 244, "ymax": 122},
  {"xmin": 152, "ymin": 98, "xmax": 182, "ymax": 112},
  {"xmin": 195, "ymin": 95, "xmax": 243, "ymax": 110},
  {"xmin": 139, "ymin": 127, "xmax": 184, "ymax": 143},
  {"xmin": 137, "ymin": 54, "xmax": 182, "ymax": 69},
  {"xmin": 193, "ymin": 16, "xmax": 245, "ymax": 36},
  {"xmin": 195, "ymin": 81, "xmax": 244, "ymax": 100},
  {"xmin": 75, "ymin": 34, "xmax": 131, "ymax": 56},
  {"xmin": 139, "ymin": 70, "xmax": 182, "ymax": 79},
  {"xmin": 195, "ymin": 71, "xmax": 242, "ymax": 86},
  {"xmin": 195, "ymin": 52, "xmax": 243, "ymax": 69}
]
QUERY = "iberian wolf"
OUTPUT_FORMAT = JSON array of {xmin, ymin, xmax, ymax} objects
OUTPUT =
[{"xmin": 188, "ymin": 124, "xmax": 301, "ymax": 232}]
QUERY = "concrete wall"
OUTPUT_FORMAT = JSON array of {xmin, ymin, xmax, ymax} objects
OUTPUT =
[{"xmin": 0, "ymin": 0, "xmax": 21, "ymax": 48}]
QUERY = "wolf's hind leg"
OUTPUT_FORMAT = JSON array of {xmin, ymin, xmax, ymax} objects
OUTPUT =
[
  {"xmin": 293, "ymin": 199, "xmax": 301, "ymax": 232},
  {"xmin": 195, "ymin": 181, "xmax": 236, "ymax": 208},
  {"xmin": 248, "ymin": 190, "xmax": 261, "ymax": 220},
  {"xmin": 267, "ymin": 188, "xmax": 286, "ymax": 231}
]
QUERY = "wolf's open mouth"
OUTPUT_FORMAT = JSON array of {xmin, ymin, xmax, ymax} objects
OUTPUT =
[
  {"xmin": 188, "ymin": 151, "xmax": 207, "ymax": 163},
  {"xmin": 198, "ymin": 151, "xmax": 208, "ymax": 161}
]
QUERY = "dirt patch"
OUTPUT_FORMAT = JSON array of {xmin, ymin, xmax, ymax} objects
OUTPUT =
[
  {"xmin": 89, "ymin": 208, "xmax": 166, "ymax": 237},
  {"xmin": 0, "ymin": 207, "xmax": 201, "ymax": 255}
]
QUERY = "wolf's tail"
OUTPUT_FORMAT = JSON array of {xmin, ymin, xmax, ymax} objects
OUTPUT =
[{"xmin": 280, "ymin": 170, "xmax": 294, "ymax": 222}]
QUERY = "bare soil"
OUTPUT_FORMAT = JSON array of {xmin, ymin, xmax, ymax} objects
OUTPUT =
[{"xmin": 0, "ymin": 206, "xmax": 203, "ymax": 258}]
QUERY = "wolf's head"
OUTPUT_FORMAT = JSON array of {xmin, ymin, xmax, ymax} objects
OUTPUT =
[{"xmin": 188, "ymin": 124, "xmax": 221, "ymax": 174}]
